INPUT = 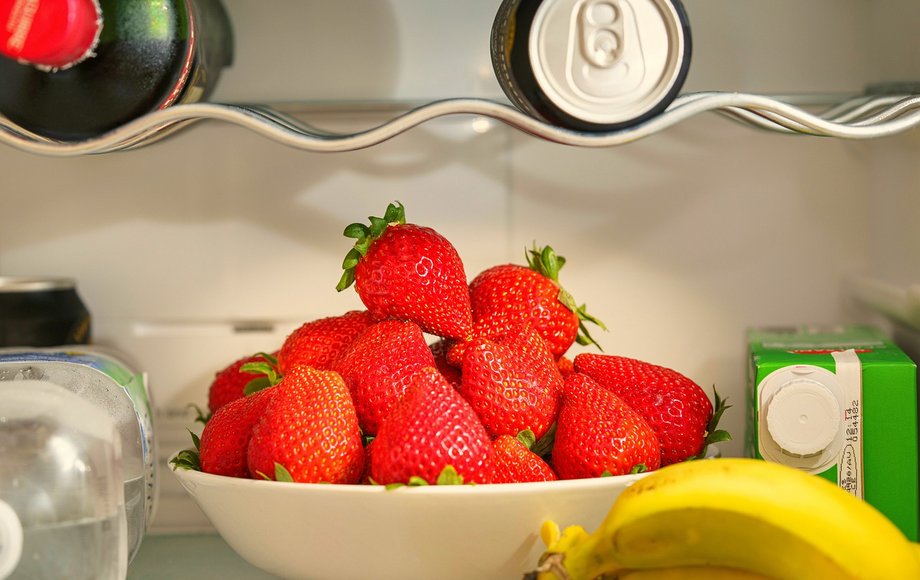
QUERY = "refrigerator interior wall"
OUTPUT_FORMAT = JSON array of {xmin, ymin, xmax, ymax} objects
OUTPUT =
[{"xmin": 0, "ymin": 0, "xmax": 917, "ymax": 531}]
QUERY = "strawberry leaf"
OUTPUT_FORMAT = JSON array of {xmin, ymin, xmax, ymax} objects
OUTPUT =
[
  {"xmin": 630, "ymin": 464, "xmax": 648, "ymax": 474},
  {"xmin": 274, "ymin": 462, "xmax": 295, "ymax": 483},
  {"xmin": 599, "ymin": 470, "xmax": 613, "ymax": 477},
  {"xmin": 240, "ymin": 358, "xmax": 282, "ymax": 394},
  {"xmin": 342, "ymin": 248, "xmax": 363, "ymax": 270},
  {"xmin": 169, "ymin": 449, "xmax": 201, "ymax": 471},
  {"xmin": 436, "ymin": 465, "xmax": 465, "ymax": 485},
  {"xmin": 526, "ymin": 243, "xmax": 564, "ymax": 282},
  {"xmin": 383, "ymin": 467, "xmax": 470, "ymax": 488},
  {"xmin": 706, "ymin": 386, "xmax": 732, "ymax": 440},
  {"xmin": 337, "ymin": 201, "xmax": 406, "ymax": 292},
  {"xmin": 383, "ymin": 202, "xmax": 403, "ymax": 223},
  {"xmin": 688, "ymin": 387, "xmax": 733, "ymax": 461},
  {"xmin": 707, "ymin": 429, "xmax": 733, "ymax": 444},
  {"xmin": 343, "ymin": 223, "xmax": 369, "ymax": 239},
  {"xmin": 516, "ymin": 429, "xmax": 537, "ymax": 450},
  {"xmin": 243, "ymin": 376, "xmax": 273, "ymax": 396},
  {"xmin": 336, "ymin": 269, "xmax": 356, "ymax": 292},
  {"xmin": 527, "ymin": 244, "xmax": 607, "ymax": 351},
  {"xmin": 169, "ymin": 426, "xmax": 203, "ymax": 471},
  {"xmin": 254, "ymin": 351, "xmax": 278, "ymax": 367},
  {"xmin": 188, "ymin": 403, "xmax": 211, "ymax": 425}
]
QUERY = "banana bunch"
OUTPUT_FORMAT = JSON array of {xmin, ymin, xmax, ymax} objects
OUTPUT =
[{"xmin": 527, "ymin": 458, "xmax": 920, "ymax": 579}]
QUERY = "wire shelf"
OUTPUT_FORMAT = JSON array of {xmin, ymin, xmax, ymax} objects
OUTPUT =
[{"xmin": 2, "ymin": 91, "xmax": 920, "ymax": 156}]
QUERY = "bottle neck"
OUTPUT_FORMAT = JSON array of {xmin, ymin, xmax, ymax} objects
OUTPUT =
[{"xmin": 0, "ymin": 0, "xmax": 102, "ymax": 70}]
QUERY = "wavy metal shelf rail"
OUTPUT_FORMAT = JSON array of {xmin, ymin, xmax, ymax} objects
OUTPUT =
[{"xmin": 1, "ymin": 91, "xmax": 919, "ymax": 156}]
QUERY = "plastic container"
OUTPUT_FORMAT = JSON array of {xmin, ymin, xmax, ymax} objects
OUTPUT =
[
  {"xmin": 0, "ymin": 380, "xmax": 127, "ymax": 579},
  {"xmin": 0, "ymin": 348, "xmax": 155, "ymax": 567}
]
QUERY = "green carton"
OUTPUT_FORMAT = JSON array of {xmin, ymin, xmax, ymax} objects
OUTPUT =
[{"xmin": 747, "ymin": 325, "xmax": 918, "ymax": 540}]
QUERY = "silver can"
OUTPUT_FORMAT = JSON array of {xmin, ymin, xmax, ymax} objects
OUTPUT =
[{"xmin": 491, "ymin": 0, "xmax": 692, "ymax": 131}]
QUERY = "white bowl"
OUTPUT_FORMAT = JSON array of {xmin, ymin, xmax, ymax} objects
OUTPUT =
[{"xmin": 168, "ymin": 453, "xmax": 649, "ymax": 580}]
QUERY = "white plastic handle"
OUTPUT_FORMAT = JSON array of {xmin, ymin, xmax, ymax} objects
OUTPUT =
[{"xmin": 0, "ymin": 499, "xmax": 23, "ymax": 579}]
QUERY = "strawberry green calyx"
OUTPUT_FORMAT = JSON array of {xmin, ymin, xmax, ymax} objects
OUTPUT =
[
  {"xmin": 337, "ymin": 201, "xmax": 406, "ymax": 292},
  {"xmin": 526, "ymin": 243, "xmax": 608, "ymax": 350},
  {"xmin": 240, "ymin": 352, "xmax": 281, "ymax": 395},
  {"xmin": 169, "ymin": 429, "xmax": 202, "ymax": 471},
  {"xmin": 382, "ymin": 465, "xmax": 467, "ymax": 489},
  {"xmin": 189, "ymin": 403, "xmax": 211, "ymax": 425},
  {"xmin": 516, "ymin": 428, "xmax": 537, "ymax": 450},
  {"xmin": 690, "ymin": 387, "xmax": 733, "ymax": 461},
  {"xmin": 274, "ymin": 462, "xmax": 295, "ymax": 482}
]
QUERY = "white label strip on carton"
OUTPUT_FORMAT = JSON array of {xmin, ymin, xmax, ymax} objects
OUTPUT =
[{"xmin": 832, "ymin": 349, "xmax": 863, "ymax": 499}]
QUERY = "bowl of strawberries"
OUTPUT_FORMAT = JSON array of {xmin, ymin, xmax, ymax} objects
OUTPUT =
[{"xmin": 169, "ymin": 202, "xmax": 728, "ymax": 580}]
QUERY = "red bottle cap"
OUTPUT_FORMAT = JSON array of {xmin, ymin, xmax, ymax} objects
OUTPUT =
[{"xmin": 0, "ymin": 0, "xmax": 101, "ymax": 69}]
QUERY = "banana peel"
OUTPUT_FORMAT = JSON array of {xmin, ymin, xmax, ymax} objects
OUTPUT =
[{"xmin": 526, "ymin": 458, "xmax": 920, "ymax": 580}]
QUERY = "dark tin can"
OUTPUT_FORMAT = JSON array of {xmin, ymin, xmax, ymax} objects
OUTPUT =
[
  {"xmin": 491, "ymin": 0, "xmax": 692, "ymax": 132},
  {"xmin": 0, "ymin": 277, "xmax": 91, "ymax": 347}
]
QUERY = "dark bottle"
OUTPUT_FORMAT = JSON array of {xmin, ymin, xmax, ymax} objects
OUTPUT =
[{"xmin": 0, "ymin": 0, "xmax": 234, "ymax": 141}]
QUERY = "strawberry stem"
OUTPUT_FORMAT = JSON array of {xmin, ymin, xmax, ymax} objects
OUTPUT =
[
  {"xmin": 337, "ymin": 201, "xmax": 406, "ymax": 292},
  {"xmin": 526, "ymin": 243, "xmax": 608, "ymax": 350}
]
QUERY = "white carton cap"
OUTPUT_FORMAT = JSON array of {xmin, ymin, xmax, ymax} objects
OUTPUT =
[{"xmin": 766, "ymin": 380, "xmax": 841, "ymax": 457}]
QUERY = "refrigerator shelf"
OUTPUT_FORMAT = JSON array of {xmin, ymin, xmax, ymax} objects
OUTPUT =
[{"xmin": 2, "ymin": 91, "xmax": 919, "ymax": 156}]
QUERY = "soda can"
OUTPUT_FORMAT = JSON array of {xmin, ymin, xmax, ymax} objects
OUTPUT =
[
  {"xmin": 0, "ymin": 277, "xmax": 91, "ymax": 347},
  {"xmin": 491, "ymin": 0, "xmax": 692, "ymax": 132}
]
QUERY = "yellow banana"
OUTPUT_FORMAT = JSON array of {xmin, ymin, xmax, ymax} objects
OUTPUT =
[
  {"xmin": 618, "ymin": 565, "xmax": 770, "ymax": 579},
  {"xmin": 529, "ymin": 458, "xmax": 920, "ymax": 579}
]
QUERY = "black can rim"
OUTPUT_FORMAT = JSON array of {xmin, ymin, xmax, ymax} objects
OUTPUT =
[{"xmin": 0, "ymin": 277, "xmax": 77, "ymax": 292}]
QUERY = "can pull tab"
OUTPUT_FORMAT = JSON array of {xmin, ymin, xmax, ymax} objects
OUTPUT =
[
  {"xmin": 578, "ymin": 0, "xmax": 625, "ymax": 68},
  {"xmin": 572, "ymin": 0, "xmax": 645, "ymax": 98}
]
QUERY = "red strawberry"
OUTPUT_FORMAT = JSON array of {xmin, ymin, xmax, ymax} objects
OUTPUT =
[
  {"xmin": 247, "ymin": 366, "xmax": 365, "ymax": 483},
  {"xmin": 553, "ymin": 373, "xmax": 660, "ymax": 479},
  {"xmin": 199, "ymin": 385, "xmax": 279, "ymax": 478},
  {"xmin": 371, "ymin": 367, "xmax": 494, "ymax": 485},
  {"xmin": 573, "ymin": 353, "xmax": 724, "ymax": 466},
  {"xmin": 496, "ymin": 323, "xmax": 564, "ymax": 398},
  {"xmin": 466, "ymin": 245, "xmax": 605, "ymax": 359},
  {"xmin": 332, "ymin": 320, "xmax": 436, "ymax": 436},
  {"xmin": 336, "ymin": 202, "xmax": 473, "ymax": 340},
  {"xmin": 492, "ymin": 431, "xmax": 558, "ymax": 484},
  {"xmin": 459, "ymin": 336, "xmax": 559, "ymax": 440},
  {"xmin": 207, "ymin": 352, "xmax": 277, "ymax": 414},
  {"xmin": 429, "ymin": 338, "xmax": 462, "ymax": 388},
  {"xmin": 277, "ymin": 310, "xmax": 375, "ymax": 375},
  {"xmin": 557, "ymin": 356, "xmax": 575, "ymax": 378}
]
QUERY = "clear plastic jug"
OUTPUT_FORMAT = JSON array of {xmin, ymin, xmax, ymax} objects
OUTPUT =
[
  {"xmin": 0, "ymin": 380, "xmax": 127, "ymax": 579},
  {"xmin": 0, "ymin": 348, "xmax": 155, "ymax": 569}
]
